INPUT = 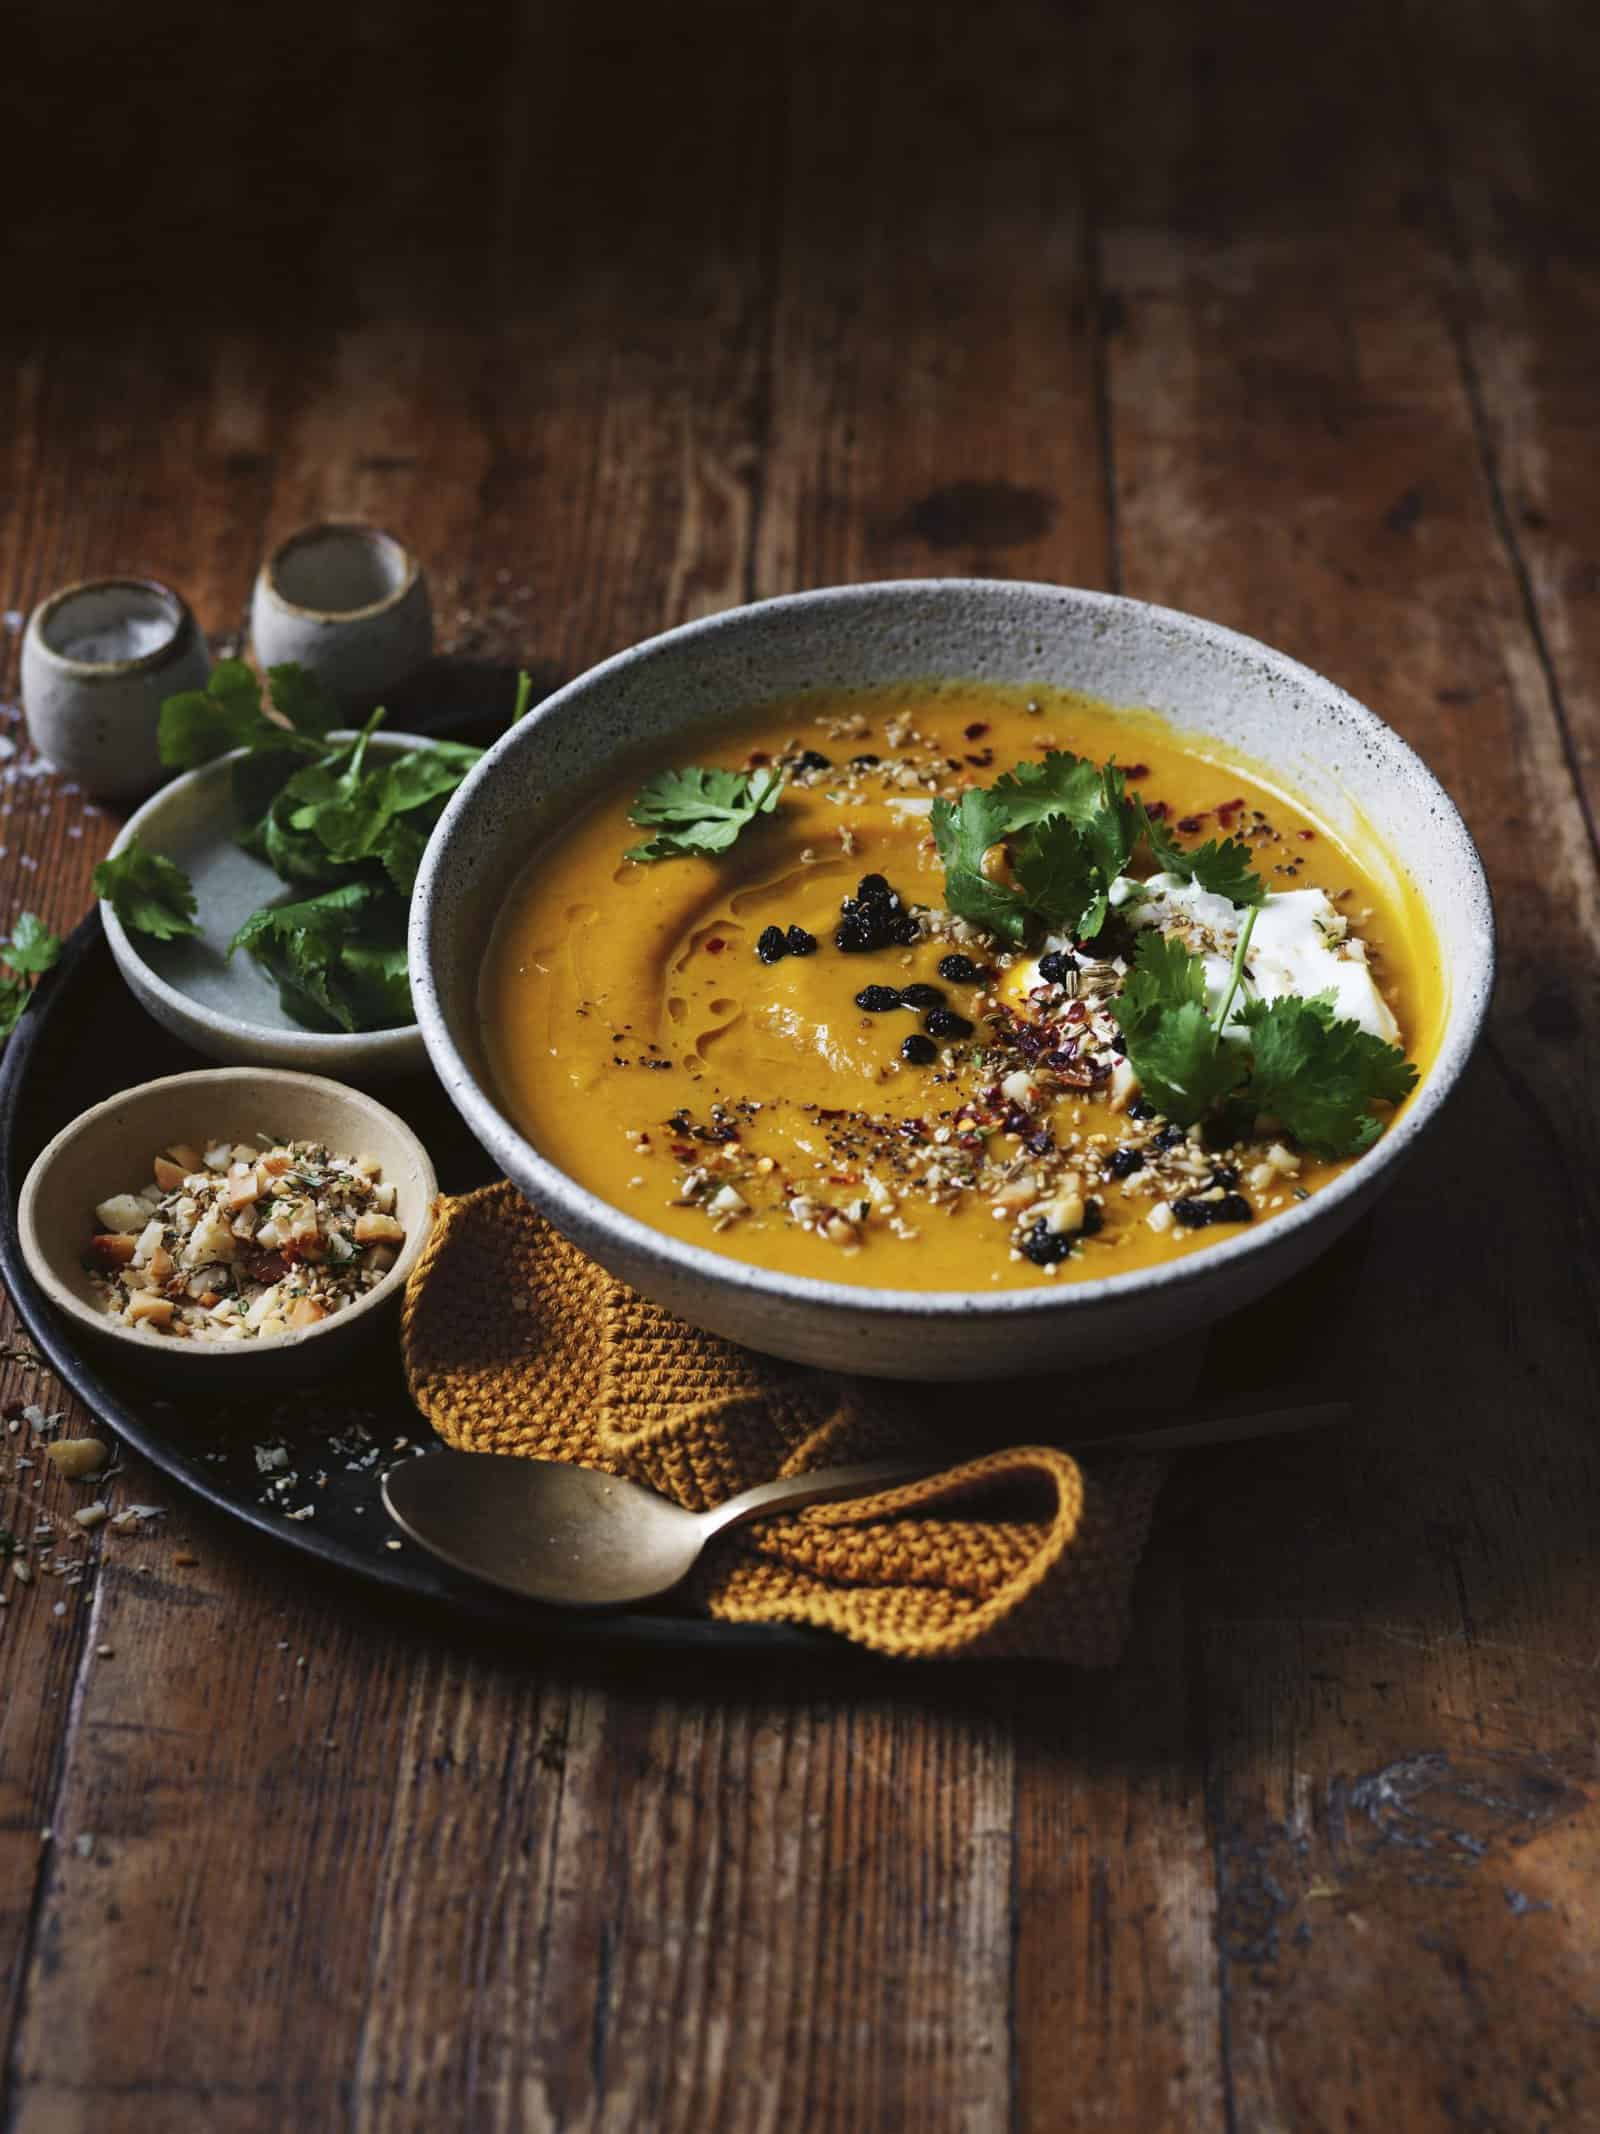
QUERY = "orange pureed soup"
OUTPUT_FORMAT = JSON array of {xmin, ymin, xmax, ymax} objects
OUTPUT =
[{"xmin": 483, "ymin": 682, "xmax": 1442, "ymax": 1290}]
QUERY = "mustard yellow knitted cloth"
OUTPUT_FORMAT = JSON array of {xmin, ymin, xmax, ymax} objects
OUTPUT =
[{"xmin": 401, "ymin": 1184, "xmax": 1168, "ymax": 1663}]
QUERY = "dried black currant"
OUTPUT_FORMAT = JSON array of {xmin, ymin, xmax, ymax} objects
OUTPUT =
[
  {"xmin": 924, "ymin": 1008, "xmax": 973, "ymax": 1041},
  {"xmin": 937, "ymin": 954, "xmax": 987, "ymax": 984},
  {"xmin": 899, "ymin": 983, "xmax": 946, "ymax": 1012},
  {"xmin": 796, "ymin": 749, "xmax": 832, "ymax": 772},
  {"xmin": 785, "ymin": 926, "xmax": 818, "ymax": 956},
  {"xmin": 1106, "ymin": 1148, "xmax": 1145, "ymax": 1180},
  {"xmin": 756, "ymin": 925, "xmax": 788, "ymax": 965},
  {"xmin": 1037, "ymin": 950, "xmax": 1078, "ymax": 986},
  {"xmin": 1171, "ymin": 1194, "xmax": 1253, "ymax": 1229},
  {"xmin": 900, "ymin": 1033, "xmax": 938, "ymax": 1066},
  {"xmin": 1019, "ymin": 1198, "xmax": 1101, "ymax": 1266},
  {"xmin": 855, "ymin": 985, "xmax": 903, "ymax": 1012}
]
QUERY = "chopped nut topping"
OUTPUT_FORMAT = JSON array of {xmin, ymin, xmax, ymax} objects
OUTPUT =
[{"xmin": 84, "ymin": 1138, "xmax": 406, "ymax": 1342}]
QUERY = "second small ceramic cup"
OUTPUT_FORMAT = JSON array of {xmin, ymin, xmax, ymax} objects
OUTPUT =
[
  {"xmin": 22, "ymin": 578, "xmax": 210, "ymax": 799},
  {"xmin": 251, "ymin": 522, "xmax": 432, "ymax": 703}
]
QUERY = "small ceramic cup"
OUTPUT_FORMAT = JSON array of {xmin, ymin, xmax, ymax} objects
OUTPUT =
[
  {"xmin": 251, "ymin": 522, "xmax": 432, "ymax": 703},
  {"xmin": 21, "ymin": 577, "xmax": 210, "ymax": 799}
]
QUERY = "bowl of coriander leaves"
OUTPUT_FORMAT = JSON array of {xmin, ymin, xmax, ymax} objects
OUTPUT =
[{"xmin": 94, "ymin": 660, "xmax": 531, "ymax": 1081}]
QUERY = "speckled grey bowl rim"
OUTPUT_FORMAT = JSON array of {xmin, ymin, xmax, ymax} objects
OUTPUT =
[
  {"xmin": 412, "ymin": 579, "xmax": 1496, "ymax": 1324},
  {"xmin": 100, "ymin": 728, "xmax": 434, "ymax": 1076},
  {"xmin": 16, "ymin": 1066, "xmax": 437, "ymax": 1367},
  {"xmin": 258, "ymin": 522, "xmax": 421, "ymax": 624},
  {"xmin": 26, "ymin": 576, "xmax": 198, "ymax": 677}
]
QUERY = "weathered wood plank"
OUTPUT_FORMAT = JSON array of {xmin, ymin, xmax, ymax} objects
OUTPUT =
[
  {"xmin": 1088, "ymin": 0, "xmax": 1600, "ymax": 2125},
  {"xmin": 754, "ymin": 0, "xmax": 1113, "ymax": 599}
]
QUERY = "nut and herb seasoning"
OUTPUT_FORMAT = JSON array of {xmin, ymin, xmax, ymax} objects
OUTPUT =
[{"xmin": 87, "ymin": 1137, "xmax": 405, "ymax": 1340}]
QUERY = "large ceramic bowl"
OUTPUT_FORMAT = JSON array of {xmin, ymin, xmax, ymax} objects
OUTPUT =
[{"xmin": 411, "ymin": 582, "xmax": 1494, "ymax": 1379}]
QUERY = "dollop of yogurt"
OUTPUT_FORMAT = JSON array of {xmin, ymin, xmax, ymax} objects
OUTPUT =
[{"xmin": 1011, "ymin": 873, "xmax": 1400, "ymax": 1044}]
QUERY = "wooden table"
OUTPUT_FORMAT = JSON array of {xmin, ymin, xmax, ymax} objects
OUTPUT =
[{"xmin": 3, "ymin": 2, "xmax": 1596, "ymax": 2125}]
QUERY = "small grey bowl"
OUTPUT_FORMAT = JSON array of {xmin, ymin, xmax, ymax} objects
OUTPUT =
[
  {"xmin": 100, "ymin": 729, "xmax": 431, "ymax": 1080},
  {"xmin": 411, "ymin": 580, "xmax": 1495, "ymax": 1381},
  {"xmin": 17, "ymin": 1067, "xmax": 437, "ymax": 1386},
  {"xmin": 22, "ymin": 577, "xmax": 211, "ymax": 799},
  {"xmin": 251, "ymin": 523, "xmax": 432, "ymax": 703}
]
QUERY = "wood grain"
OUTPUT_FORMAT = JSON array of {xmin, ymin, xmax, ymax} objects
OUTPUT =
[{"xmin": 2, "ymin": 0, "xmax": 1597, "ymax": 2127}]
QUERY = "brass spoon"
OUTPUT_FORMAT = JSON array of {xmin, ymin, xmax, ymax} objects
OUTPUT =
[{"xmin": 381, "ymin": 1402, "xmax": 1347, "ymax": 1610}]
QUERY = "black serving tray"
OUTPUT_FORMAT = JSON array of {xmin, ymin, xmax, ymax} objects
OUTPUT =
[{"xmin": 1, "ymin": 915, "xmax": 1366, "ymax": 1662}]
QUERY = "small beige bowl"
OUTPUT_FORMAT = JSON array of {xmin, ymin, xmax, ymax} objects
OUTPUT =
[
  {"xmin": 251, "ymin": 523, "xmax": 432, "ymax": 702},
  {"xmin": 18, "ymin": 1068, "xmax": 437, "ymax": 1384}
]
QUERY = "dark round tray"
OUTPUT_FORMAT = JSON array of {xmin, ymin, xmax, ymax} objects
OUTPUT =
[{"xmin": 0, "ymin": 914, "xmax": 829, "ymax": 1655}]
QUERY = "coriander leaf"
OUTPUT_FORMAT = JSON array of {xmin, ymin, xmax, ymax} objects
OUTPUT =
[
  {"xmin": 229, "ymin": 880, "xmax": 411, "ymax": 1033},
  {"xmin": 1136, "ymin": 800, "xmax": 1266, "ymax": 906},
  {"xmin": 1124, "ymin": 998, "xmax": 1249, "ymax": 1124},
  {"xmin": 1111, "ymin": 931, "xmax": 1246, "ymax": 1125},
  {"xmin": 933, "ymin": 757, "xmax": 1140, "ymax": 946},
  {"xmin": 255, "ymin": 718, "xmax": 385, "ymax": 882},
  {"xmin": 1012, "ymin": 816, "xmax": 1106, "ymax": 943},
  {"xmin": 265, "ymin": 662, "xmax": 341, "ymax": 741},
  {"xmin": 1239, "ymin": 995, "xmax": 1418, "ymax": 1156},
  {"xmin": 931, "ymin": 788, "xmax": 1032, "ymax": 942},
  {"xmin": 93, "ymin": 840, "xmax": 201, "ymax": 940},
  {"xmin": 1, "ymin": 911, "xmax": 63, "ymax": 976},
  {"xmin": 1079, "ymin": 763, "xmax": 1139, "ymax": 885},
  {"xmin": 988, "ymin": 750, "xmax": 1107, "ymax": 831},
  {"xmin": 159, "ymin": 659, "xmax": 328, "ymax": 797},
  {"xmin": 365, "ymin": 740, "xmax": 482, "ymax": 823},
  {"xmin": 158, "ymin": 672, "xmax": 263, "ymax": 770},
  {"xmin": 378, "ymin": 818, "xmax": 429, "ymax": 894},
  {"xmin": 624, "ymin": 765, "xmax": 785, "ymax": 862},
  {"xmin": 257, "ymin": 725, "xmax": 481, "ymax": 883},
  {"xmin": 1113, "ymin": 928, "xmax": 1208, "ymax": 1038},
  {"xmin": 0, "ymin": 913, "xmax": 62, "ymax": 1048}
]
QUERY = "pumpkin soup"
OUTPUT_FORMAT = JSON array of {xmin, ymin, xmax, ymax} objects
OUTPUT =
[{"xmin": 482, "ymin": 682, "xmax": 1440, "ymax": 1290}]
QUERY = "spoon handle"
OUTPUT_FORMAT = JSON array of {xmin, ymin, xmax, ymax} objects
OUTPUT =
[
  {"xmin": 698, "ymin": 1458, "xmax": 946, "ymax": 1541},
  {"xmin": 694, "ymin": 1400, "xmax": 1349, "ymax": 1542}
]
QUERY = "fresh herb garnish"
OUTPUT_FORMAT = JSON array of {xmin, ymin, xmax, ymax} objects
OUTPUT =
[
  {"xmin": 159, "ymin": 658, "xmax": 338, "ymax": 768},
  {"xmin": 0, "ymin": 912, "xmax": 63, "ymax": 1049},
  {"xmin": 1112, "ymin": 923, "xmax": 1415, "ymax": 1155},
  {"xmin": 242, "ymin": 714, "xmax": 483, "ymax": 893},
  {"xmin": 931, "ymin": 751, "xmax": 1139, "ymax": 944},
  {"xmin": 99, "ymin": 665, "xmax": 518, "ymax": 1033},
  {"xmin": 1133, "ymin": 799, "xmax": 1267, "ymax": 907},
  {"xmin": 1112, "ymin": 930, "xmax": 1249, "ymax": 1123},
  {"xmin": 93, "ymin": 840, "xmax": 201, "ymax": 940},
  {"xmin": 2, "ymin": 912, "xmax": 64, "ymax": 974},
  {"xmin": 228, "ymin": 881, "xmax": 411, "ymax": 1034},
  {"xmin": 1237, "ymin": 992, "xmax": 1418, "ymax": 1155},
  {"xmin": 625, "ymin": 765, "xmax": 787, "ymax": 862}
]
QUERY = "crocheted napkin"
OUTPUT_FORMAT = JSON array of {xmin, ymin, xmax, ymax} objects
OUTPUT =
[{"xmin": 401, "ymin": 1184, "xmax": 1169, "ymax": 1663}]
